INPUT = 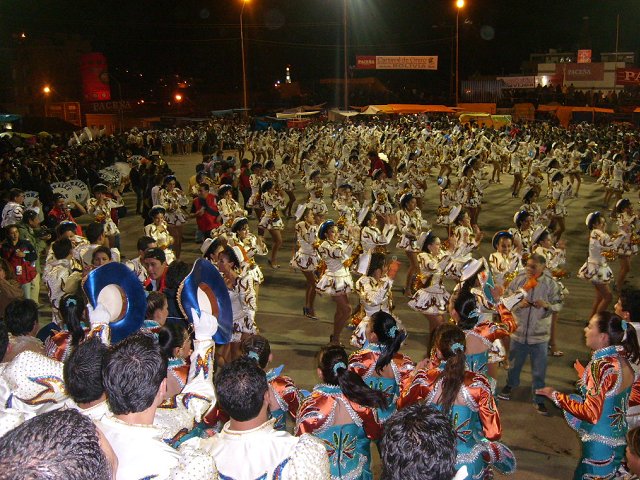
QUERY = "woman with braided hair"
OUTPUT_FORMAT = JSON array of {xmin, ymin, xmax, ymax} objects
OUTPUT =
[
  {"xmin": 297, "ymin": 344, "xmax": 387, "ymax": 480},
  {"xmin": 399, "ymin": 324, "xmax": 515, "ymax": 479}
]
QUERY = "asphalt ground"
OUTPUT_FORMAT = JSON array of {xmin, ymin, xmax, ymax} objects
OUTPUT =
[{"xmin": 61, "ymin": 151, "xmax": 640, "ymax": 479}]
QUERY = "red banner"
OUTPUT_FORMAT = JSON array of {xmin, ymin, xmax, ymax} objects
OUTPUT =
[
  {"xmin": 556, "ymin": 62, "xmax": 604, "ymax": 82},
  {"xmin": 356, "ymin": 55, "xmax": 438, "ymax": 70},
  {"xmin": 81, "ymin": 53, "xmax": 111, "ymax": 102},
  {"xmin": 616, "ymin": 68, "xmax": 640, "ymax": 85},
  {"xmin": 577, "ymin": 49, "xmax": 592, "ymax": 63},
  {"xmin": 356, "ymin": 56, "xmax": 376, "ymax": 69}
]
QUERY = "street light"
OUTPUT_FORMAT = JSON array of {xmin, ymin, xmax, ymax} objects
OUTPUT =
[
  {"xmin": 240, "ymin": 0, "xmax": 250, "ymax": 115},
  {"xmin": 174, "ymin": 93, "xmax": 183, "ymax": 102},
  {"xmin": 43, "ymin": 85, "xmax": 51, "ymax": 94},
  {"xmin": 455, "ymin": 0, "xmax": 465, "ymax": 106},
  {"xmin": 343, "ymin": 0, "xmax": 348, "ymax": 111}
]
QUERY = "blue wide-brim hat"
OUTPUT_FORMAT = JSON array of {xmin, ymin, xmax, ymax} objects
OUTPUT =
[
  {"xmin": 177, "ymin": 258, "xmax": 233, "ymax": 344},
  {"xmin": 317, "ymin": 219, "xmax": 335, "ymax": 240},
  {"xmin": 83, "ymin": 262, "xmax": 146, "ymax": 343}
]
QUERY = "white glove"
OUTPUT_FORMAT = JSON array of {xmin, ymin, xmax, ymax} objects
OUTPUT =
[
  {"xmin": 87, "ymin": 302, "xmax": 111, "ymax": 326},
  {"xmin": 191, "ymin": 308, "xmax": 219, "ymax": 340}
]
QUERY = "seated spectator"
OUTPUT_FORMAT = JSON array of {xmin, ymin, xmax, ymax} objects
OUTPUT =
[
  {"xmin": 0, "ymin": 409, "xmax": 116, "ymax": 480},
  {"xmin": 3, "ymin": 299, "xmax": 43, "ymax": 362},
  {"xmin": 381, "ymin": 403, "xmax": 461, "ymax": 480},
  {"xmin": 0, "ymin": 258, "xmax": 23, "ymax": 320}
]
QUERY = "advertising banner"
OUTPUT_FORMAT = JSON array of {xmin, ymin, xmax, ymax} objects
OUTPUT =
[
  {"xmin": 80, "ymin": 53, "xmax": 111, "ymax": 102},
  {"xmin": 356, "ymin": 56, "xmax": 438, "ymax": 70},
  {"xmin": 557, "ymin": 63, "xmax": 604, "ymax": 82},
  {"xmin": 616, "ymin": 68, "xmax": 640, "ymax": 85},
  {"xmin": 497, "ymin": 76, "xmax": 536, "ymax": 89}
]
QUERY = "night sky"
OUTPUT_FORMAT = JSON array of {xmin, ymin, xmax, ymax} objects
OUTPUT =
[{"xmin": 2, "ymin": 0, "xmax": 639, "ymax": 94}]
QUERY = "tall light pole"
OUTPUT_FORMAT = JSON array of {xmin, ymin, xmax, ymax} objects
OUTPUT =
[
  {"xmin": 455, "ymin": 0, "xmax": 465, "ymax": 106},
  {"xmin": 343, "ymin": 0, "xmax": 348, "ymax": 111},
  {"xmin": 240, "ymin": 0, "xmax": 249, "ymax": 115}
]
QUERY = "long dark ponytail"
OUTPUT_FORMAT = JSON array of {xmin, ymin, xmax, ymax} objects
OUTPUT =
[
  {"xmin": 241, "ymin": 334, "xmax": 271, "ymax": 369},
  {"xmin": 596, "ymin": 311, "xmax": 640, "ymax": 364},
  {"xmin": 318, "ymin": 345, "xmax": 388, "ymax": 409},
  {"xmin": 434, "ymin": 324, "xmax": 467, "ymax": 415},
  {"xmin": 371, "ymin": 311, "xmax": 406, "ymax": 374},
  {"xmin": 59, "ymin": 294, "xmax": 86, "ymax": 347},
  {"xmin": 452, "ymin": 288, "xmax": 480, "ymax": 330}
]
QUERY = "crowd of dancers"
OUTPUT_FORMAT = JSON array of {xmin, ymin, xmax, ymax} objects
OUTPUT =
[{"xmin": 1, "ymin": 116, "xmax": 640, "ymax": 479}]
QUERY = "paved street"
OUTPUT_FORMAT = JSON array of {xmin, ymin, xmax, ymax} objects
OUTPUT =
[{"xmin": 83, "ymin": 152, "xmax": 640, "ymax": 478}]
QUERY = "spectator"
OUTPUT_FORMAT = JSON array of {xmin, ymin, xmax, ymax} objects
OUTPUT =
[
  {"xmin": 0, "ymin": 224, "xmax": 38, "ymax": 301},
  {"xmin": 191, "ymin": 183, "xmax": 220, "ymax": 243},
  {"xmin": 143, "ymin": 247, "xmax": 168, "ymax": 292},
  {"xmin": 18, "ymin": 208, "xmax": 51, "ymax": 302},
  {"xmin": 0, "ymin": 258, "xmax": 23, "ymax": 320},
  {"xmin": 3, "ymin": 298, "xmax": 43, "ymax": 362}
]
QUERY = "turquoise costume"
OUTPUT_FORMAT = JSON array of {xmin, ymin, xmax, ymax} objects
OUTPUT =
[
  {"xmin": 348, "ymin": 344, "xmax": 415, "ymax": 422},
  {"xmin": 399, "ymin": 367, "xmax": 516, "ymax": 479},
  {"xmin": 552, "ymin": 345, "xmax": 631, "ymax": 480},
  {"xmin": 296, "ymin": 384, "xmax": 382, "ymax": 480}
]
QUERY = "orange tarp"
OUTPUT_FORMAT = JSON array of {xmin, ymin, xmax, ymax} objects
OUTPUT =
[
  {"xmin": 386, "ymin": 104, "xmax": 455, "ymax": 114},
  {"xmin": 537, "ymin": 105, "xmax": 559, "ymax": 112},
  {"xmin": 456, "ymin": 103, "xmax": 496, "ymax": 114}
]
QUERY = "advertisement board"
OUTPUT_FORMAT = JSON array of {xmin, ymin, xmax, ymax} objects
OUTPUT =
[
  {"xmin": 497, "ymin": 76, "xmax": 536, "ymax": 89},
  {"xmin": 80, "ymin": 53, "xmax": 111, "ymax": 102},
  {"xmin": 577, "ymin": 49, "xmax": 592, "ymax": 64},
  {"xmin": 558, "ymin": 63, "xmax": 605, "ymax": 82},
  {"xmin": 356, "ymin": 56, "xmax": 438, "ymax": 70},
  {"xmin": 616, "ymin": 68, "xmax": 640, "ymax": 85}
]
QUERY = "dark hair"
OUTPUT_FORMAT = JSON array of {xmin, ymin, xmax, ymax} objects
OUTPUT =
[
  {"xmin": 137, "ymin": 235, "xmax": 156, "ymax": 252},
  {"xmin": 164, "ymin": 260, "xmax": 191, "ymax": 290},
  {"xmin": 215, "ymin": 357, "xmax": 269, "ymax": 421},
  {"xmin": 63, "ymin": 337, "xmax": 107, "ymax": 404},
  {"xmin": 371, "ymin": 311, "xmax": 406, "ymax": 374},
  {"xmin": 515, "ymin": 210, "xmax": 530, "ymax": 229},
  {"xmin": 219, "ymin": 245, "xmax": 241, "ymax": 269},
  {"xmin": 157, "ymin": 322, "xmax": 188, "ymax": 359},
  {"xmin": 628, "ymin": 426, "xmax": 640, "ymax": 458},
  {"xmin": 198, "ymin": 182, "xmax": 210, "ymax": 191},
  {"xmin": 619, "ymin": 287, "xmax": 640, "ymax": 324},
  {"xmin": 22, "ymin": 209, "xmax": 38, "ymax": 223},
  {"xmin": 5, "ymin": 299, "xmax": 38, "ymax": 336},
  {"xmin": 551, "ymin": 171, "xmax": 564, "ymax": 182},
  {"xmin": 534, "ymin": 229, "xmax": 550, "ymax": 246},
  {"xmin": 52, "ymin": 237, "xmax": 73, "ymax": 260},
  {"xmin": 0, "ymin": 320, "xmax": 8, "ymax": 361},
  {"xmin": 203, "ymin": 237, "xmax": 226, "ymax": 259},
  {"xmin": 8, "ymin": 188, "xmax": 24, "ymax": 201},
  {"xmin": 380, "ymin": 404, "xmax": 456, "ymax": 480},
  {"xmin": 241, "ymin": 334, "xmax": 271, "ymax": 369},
  {"xmin": 421, "ymin": 232, "xmax": 438, "ymax": 253},
  {"xmin": 433, "ymin": 324, "xmax": 467, "ymax": 414},
  {"xmin": 146, "ymin": 291, "xmax": 167, "ymax": 320},
  {"xmin": 367, "ymin": 252, "xmax": 386, "ymax": 277},
  {"xmin": 587, "ymin": 211, "xmax": 603, "ymax": 230},
  {"xmin": 260, "ymin": 180, "xmax": 274, "ymax": 194},
  {"xmin": 102, "ymin": 333, "xmax": 168, "ymax": 415},
  {"xmin": 616, "ymin": 198, "xmax": 632, "ymax": 214},
  {"xmin": 92, "ymin": 183, "xmax": 108, "ymax": 195},
  {"xmin": 85, "ymin": 222, "xmax": 105, "ymax": 244},
  {"xmin": 523, "ymin": 189, "xmax": 537, "ymax": 203},
  {"xmin": 359, "ymin": 211, "xmax": 375, "ymax": 228},
  {"xmin": 452, "ymin": 288, "xmax": 480, "ymax": 330},
  {"xmin": 144, "ymin": 247, "xmax": 166, "ymax": 264},
  {"xmin": 317, "ymin": 345, "xmax": 388, "ymax": 409},
  {"xmin": 595, "ymin": 311, "xmax": 640, "ymax": 364},
  {"xmin": 59, "ymin": 294, "xmax": 87, "ymax": 347},
  {"xmin": 56, "ymin": 221, "xmax": 77, "ymax": 238},
  {"xmin": 231, "ymin": 217, "xmax": 249, "ymax": 234},
  {"xmin": 91, "ymin": 246, "xmax": 112, "ymax": 263},
  {"xmin": 454, "ymin": 209, "xmax": 467, "ymax": 225},
  {"xmin": 0, "ymin": 409, "xmax": 112, "ymax": 480}
]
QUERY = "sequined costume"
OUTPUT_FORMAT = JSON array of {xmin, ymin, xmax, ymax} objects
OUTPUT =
[
  {"xmin": 616, "ymin": 211, "xmax": 639, "ymax": 257},
  {"xmin": 159, "ymin": 188, "xmax": 190, "ymax": 226},
  {"xmin": 359, "ymin": 224, "xmax": 395, "ymax": 254},
  {"xmin": 488, "ymin": 251, "xmax": 520, "ymax": 289},
  {"xmin": 218, "ymin": 197, "xmax": 246, "ymax": 225},
  {"xmin": 267, "ymin": 365, "xmax": 302, "ymax": 431},
  {"xmin": 228, "ymin": 275, "xmax": 258, "ymax": 342},
  {"xmin": 296, "ymin": 384, "xmax": 382, "ymax": 480},
  {"xmin": 577, "ymin": 229, "xmax": 624, "ymax": 285},
  {"xmin": 234, "ymin": 233, "xmax": 267, "ymax": 285},
  {"xmin": 86, "ymin": 197, "xmax": 123, "ymax": 236},
  {"xmin": 551, "ymin": 345, "xmax": 631, "ymax": 480},
  {"xmin": 444, "ymin": 225, "xmax": 480, "ymax": 280},
  {"xmin": 398, "ymin": 367, "xmax": 515, "ymax": 479},
  {"xmin": 291, "ymin": 221, "xmax": 319, "ymax": 272},
  {"xmin": 409, "ymin": 251, "xmax": 451, "ymax": 315},
  {"xmin": 259, "ymin": 190, "xmax": 285, "ymax": 231},
  {"xmin": 144, "ymin": 222, "xmax": 176, "ymax": 264},
  {"xmin": 349, "ymin": 344, "xmax": 415, "ymax": 422},
  {"xmin": 316, "ymin": 239, "xmax": 354, "ymax": 296},
  {"xmin": 396, "ymin": 209, "xmax": 429, "ymax": 252}
]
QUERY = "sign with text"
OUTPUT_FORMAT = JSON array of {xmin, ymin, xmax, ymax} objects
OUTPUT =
[
  {"xmin": 81, "ymin": 53, "xmax": 111, "ymax": 102},
  {"xmin": 557, "ymin": 62, "xmax": 604, "ymax": 82},
  {"xmin": 616, "ymin": 68, "xmax": 640, "ymax": 85},
  {"xmin": 497, "ymin": 76, "xmax": 536, "ymax": 89},
  {"xmin": 356, "ymin": 55, "xmax": 438, "ymax": 70},
  {"xmin": 577, "ymin": 49, "xmax": 592, "ymax": 64}
]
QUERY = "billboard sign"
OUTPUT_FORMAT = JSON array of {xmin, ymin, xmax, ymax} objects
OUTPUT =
[
  {"xmin": 356, "ymin": 55, "xmax": 438, "ymax": 70},
  {"xmin": 81, "ymin": 53, "xmax": 111, "ymax": 102},
  {"xmin": 556, "ymin": 62, "xmax": 604, "ymax": 82},
  {"xmin": 497, "ymin": 76, "xmax": 536, "ymax": 89},
  {"xmin": 577, "ymin": 49, "xmax": 592, "ymax": 63},
  {"xmin": 616, "ymin": 68, "xmax": 640, "ymax": 85}
]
